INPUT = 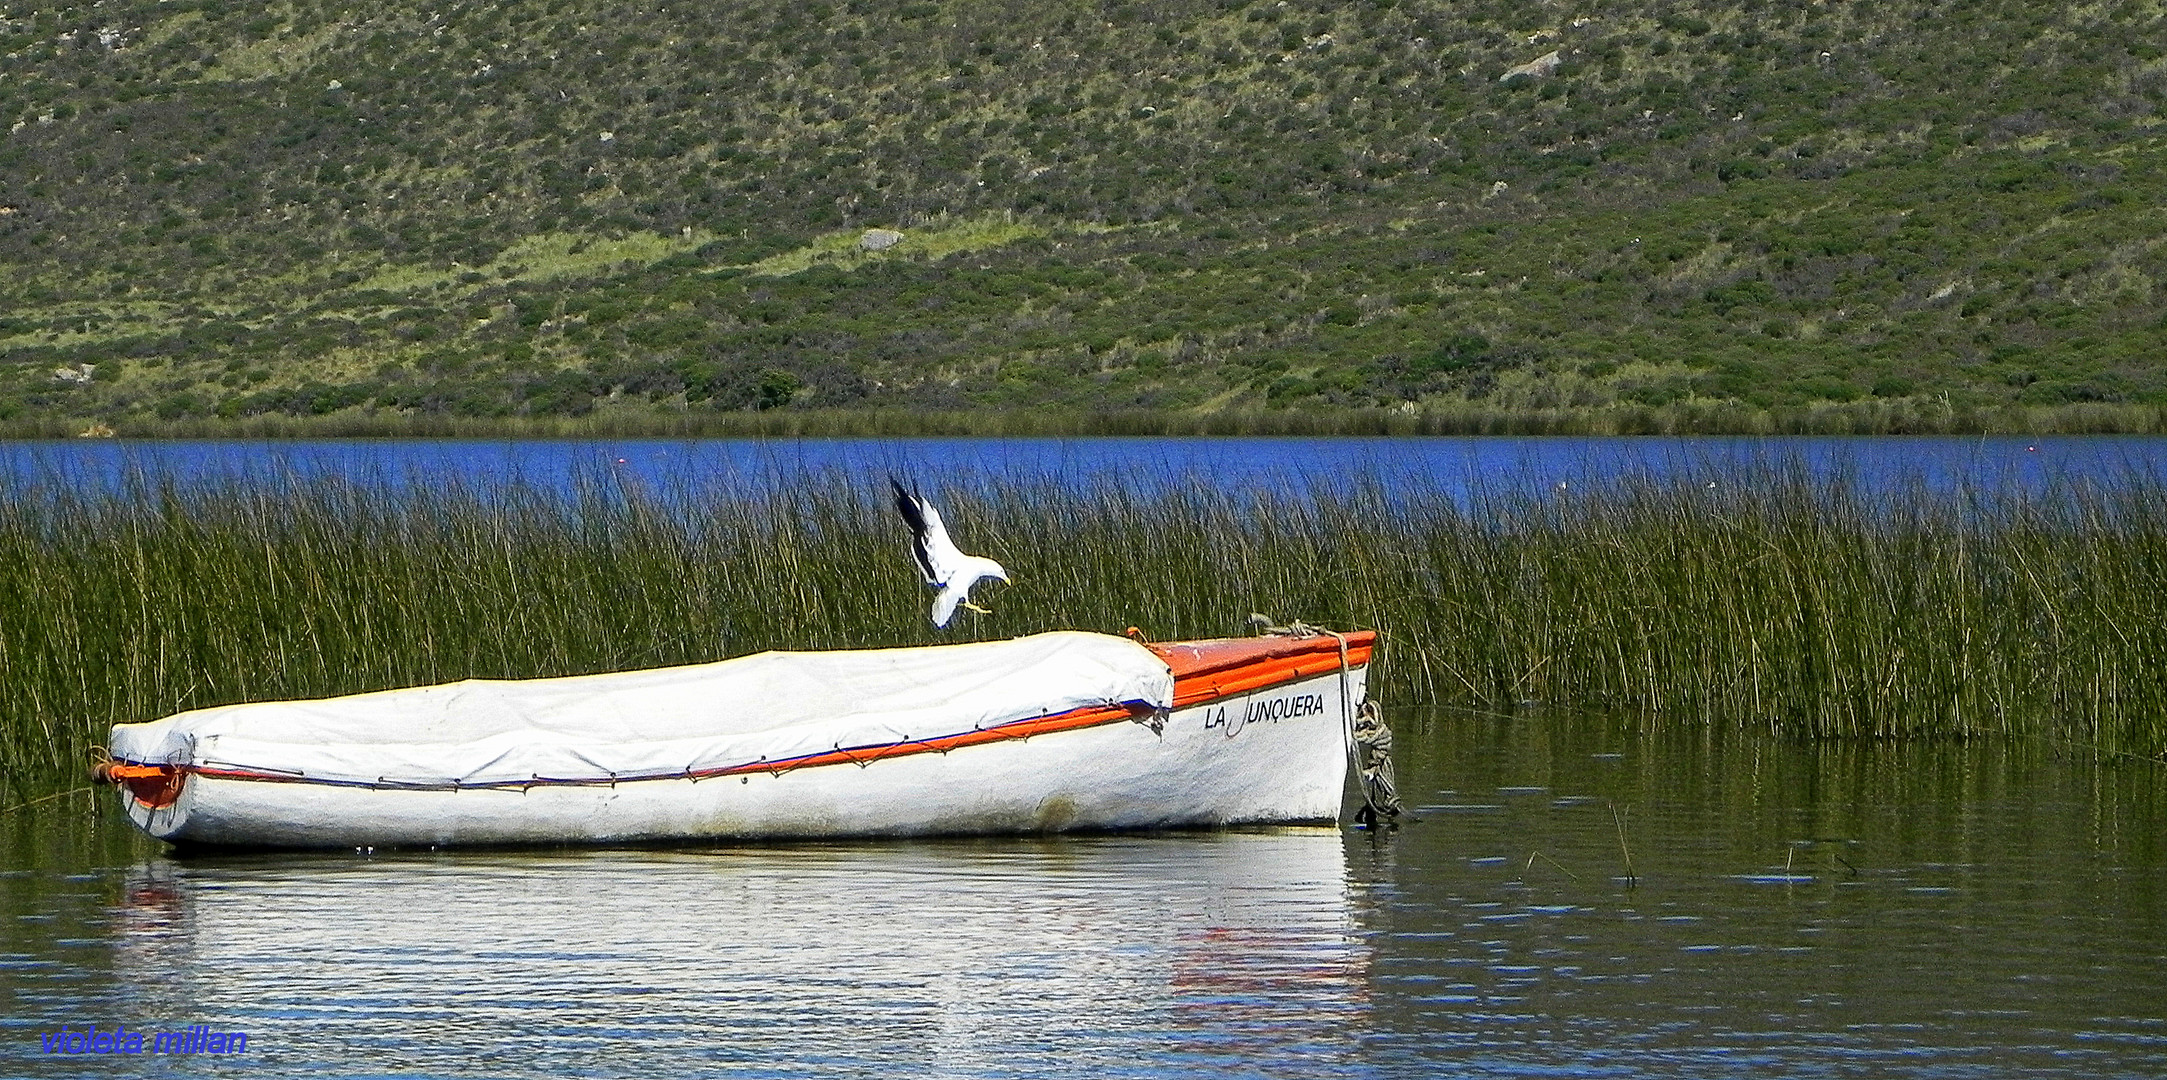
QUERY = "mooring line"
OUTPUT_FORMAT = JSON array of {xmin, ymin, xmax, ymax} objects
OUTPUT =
[
  {"xmin": 0, "ymin": 785, "xmax": 96, "ymax": 817},
  {"xmin": 2013, "ymin": 732, "xmax": 2167, "ymax": 770}
]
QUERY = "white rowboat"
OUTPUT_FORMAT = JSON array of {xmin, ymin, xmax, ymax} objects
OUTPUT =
[{"xmin": 101, "ymin": 629, "xmax": 1378, "ymax": 849}]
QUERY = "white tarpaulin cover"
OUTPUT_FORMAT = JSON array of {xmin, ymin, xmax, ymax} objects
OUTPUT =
[{"xmin": 109, "ymin": 631, "xmax": 1174, "ymax": 787}]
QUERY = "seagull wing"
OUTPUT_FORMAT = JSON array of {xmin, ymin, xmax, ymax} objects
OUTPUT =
[{"xmin": 891, "ymin": 477, "xmax": 965, "ymax": 585}]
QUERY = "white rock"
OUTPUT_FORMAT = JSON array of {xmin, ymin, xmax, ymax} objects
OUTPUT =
[{"xmin": 1500, "ymin": 50, "xmax": 1562, "ymax": 81}]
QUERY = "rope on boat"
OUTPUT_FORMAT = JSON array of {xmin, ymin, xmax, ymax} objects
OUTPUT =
[
  {"xmin": 1328, "ymin": 628, "xmax": 1360, "ymax": 811},
  {"xmin": 1260, "ymin": 616, "xmax": 1404, "ymax": 829},
  {"xmin": 1351, "ymin": 700, "xmax": 1405, "ymax": 828}
]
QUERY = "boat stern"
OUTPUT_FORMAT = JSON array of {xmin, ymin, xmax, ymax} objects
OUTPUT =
[{"xmin": 94, "ymin": 760, "xmax": 196, "ymax": 841}]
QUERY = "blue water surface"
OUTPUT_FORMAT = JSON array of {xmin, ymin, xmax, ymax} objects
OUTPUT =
[
  {"xmin": 8, "ymin": 718, "xmax": 2164, "ymax": 1079},
  {"xmin": 1, "ymin": 436, "xmax": 2162, "ymax": 501}
]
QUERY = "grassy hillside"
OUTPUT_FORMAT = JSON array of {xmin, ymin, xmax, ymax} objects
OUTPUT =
[{"xmin": 1, "ymin": 0, "xmax": 2164, "ymax": 432}]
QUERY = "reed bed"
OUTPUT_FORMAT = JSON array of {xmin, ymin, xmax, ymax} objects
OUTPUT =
[{"xmin": 3, "ymin": 468, "xmax": 2163, "ymax": 800}]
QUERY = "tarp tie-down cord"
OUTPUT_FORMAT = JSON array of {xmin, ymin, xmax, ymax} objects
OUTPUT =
[{"xmin": 95, "ymin": 698, "xmax": 1172, "ymax": 793}]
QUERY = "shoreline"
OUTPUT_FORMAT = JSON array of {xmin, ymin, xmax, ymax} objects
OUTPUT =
[{"xmin": 6, "ymin": 401, "xmax": 2166, "ymax": 440}]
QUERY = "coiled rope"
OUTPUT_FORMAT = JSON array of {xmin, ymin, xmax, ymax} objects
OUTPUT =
[{"xmin": 1259, "ymin": 617, "xmax": 1403, "ymax": 829}]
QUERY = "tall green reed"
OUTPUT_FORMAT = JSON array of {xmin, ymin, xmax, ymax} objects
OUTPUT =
[{"xmin": 3, "ymin": 468, "xmax": 2162, "ymax": 800}]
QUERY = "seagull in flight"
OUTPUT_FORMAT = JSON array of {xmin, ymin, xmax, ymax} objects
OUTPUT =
[{"xmin": 891, "ymin": 478, "xmax": 1008, "ymax": 628}]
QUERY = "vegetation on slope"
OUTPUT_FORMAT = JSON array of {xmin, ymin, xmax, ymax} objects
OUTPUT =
[{"xmin": 1, "ymin": 0, "xmax": 2163, "ymax": 430}]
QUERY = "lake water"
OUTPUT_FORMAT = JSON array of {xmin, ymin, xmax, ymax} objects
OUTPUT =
[
  {"xmin": 2, "ymin": 435, "xmax": 2165, "ymax": 501},
  {"xmin": 7, "ymin": 713, "xmax": 2162, "ymax": 1078}
]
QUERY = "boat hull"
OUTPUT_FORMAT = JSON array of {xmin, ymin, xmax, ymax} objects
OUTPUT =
[{"xmin": 122, "ymin": 666, "xmax": 1365, "ymax": 849}]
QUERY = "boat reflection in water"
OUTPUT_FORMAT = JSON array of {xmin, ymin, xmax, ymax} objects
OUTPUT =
[{"xmin": 112, "ymin": 829, "xmax": 1369, "ymax": 1077}]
